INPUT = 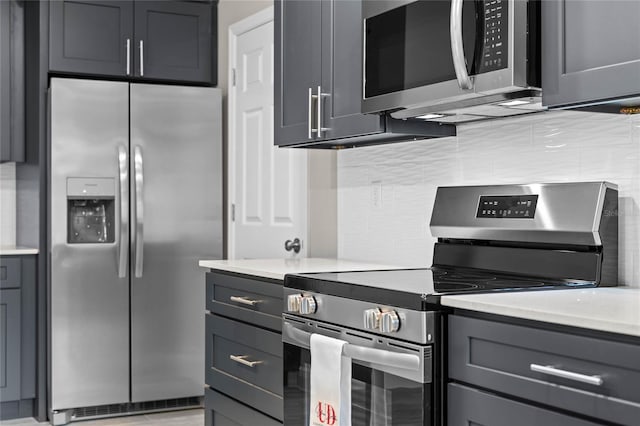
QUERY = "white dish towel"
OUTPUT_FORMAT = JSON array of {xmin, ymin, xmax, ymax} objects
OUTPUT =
[{"xmin": 309, "ymin": 333, "xmax": 352, "ymax": 426}]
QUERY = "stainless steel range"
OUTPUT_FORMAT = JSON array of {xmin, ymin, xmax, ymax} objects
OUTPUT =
[{"xmin": 282, "ymin": 182, "xmax": 618, "ymax": 426}]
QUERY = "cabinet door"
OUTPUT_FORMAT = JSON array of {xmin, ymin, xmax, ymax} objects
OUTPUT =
[
  {"xmin": 0, "ymin": 0, "xmax": 10, "ymax": 160},
  {"xmin": 320, "ymin": 0, "xmax": 383, "ymax": 141},
  {"xmin": 49, "ymin": 0, "xmax": 133, "ymax": 77},
  {"xmin": 1, "ymin": 0, "xmax": 24, "ymax": 163},
  {"xmin": 0, "ymin": 290, "xmax": 21, "ymax": 402},
  {"xmin": 134, "ymin": 1, "xmax": 213, "ymax": 83},
  {"xmin": 543, "ymin": 0, "xmax": 640, "ymax": 107},
  {"xmin": 274, "ymin": 0, "xmax": 322, "ymax": 146},
  {"xmin": 448, "ymin": 384, "xmax": 603, "ymax": 426}
]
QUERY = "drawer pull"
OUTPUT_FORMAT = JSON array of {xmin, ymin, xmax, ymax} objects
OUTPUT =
[
  {"xmin": 230, "ymin": 355, "xmax": 264, "ymax": 368},
  {"xmin": 530, "ymin": 364, "xmax": 603, "ymax": 386},
  {"xmin": 229, "ymin": 296, "xmax": 262, "ymax": 306}
]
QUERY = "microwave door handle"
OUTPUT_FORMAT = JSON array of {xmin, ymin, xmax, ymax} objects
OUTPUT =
[
  {"xmin": 450, "ymin": 0, "xmax": 474, "ymax": 90},
  {"xmin": 282, "ymin": 322, "xmax": 420, "ymax": 372},
  {"xmin": 117, "ymin": 145, "xmax": 129, "ymax": 278}
]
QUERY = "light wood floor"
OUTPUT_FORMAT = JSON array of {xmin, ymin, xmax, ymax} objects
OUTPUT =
[{"xmin": 0, "ymin": 408, "xmax": 204, "ymax": 426}]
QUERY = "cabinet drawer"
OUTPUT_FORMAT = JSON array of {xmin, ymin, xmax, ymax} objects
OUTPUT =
[
  {"xmin": 448, "ymin": 383, "xmax": 602, "ymax": 426},
  {"xmin": 206, "ymin": 314, "xmax": 282, "ymax": 395},
  {"xmin": 205, "ymin": 387, "xmax": 281, "ymax": 426},
  {"xmin": 206, "ymin": 271, "xmax": 282, "ymax": 331},
  {"xmin": 449, "ymin": 315, "xmax": 640, "ymax": 425},
  {"xmin": 0, "ymin": 258, "xmax": 21, "ymax": 289}
]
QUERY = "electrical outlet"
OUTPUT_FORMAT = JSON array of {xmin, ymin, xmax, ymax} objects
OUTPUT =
[{"xmin": 372, "ymin": 181, "xmax": 382, "ymax": 208}]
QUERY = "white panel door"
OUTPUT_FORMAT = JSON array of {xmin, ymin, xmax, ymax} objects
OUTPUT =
[{"xmin": 229, "ymin": 8, "xmax": 308, "ymax": 259}]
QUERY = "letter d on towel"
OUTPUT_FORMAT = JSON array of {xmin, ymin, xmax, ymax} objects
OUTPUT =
[{"xmin": 309, "ymin": 334, "xmax": 352, "ymax": 426}]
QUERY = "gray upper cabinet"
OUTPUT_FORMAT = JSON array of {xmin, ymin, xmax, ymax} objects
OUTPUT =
[
  {"xmin": 320, "ymin": 0, "xmax": 382, "ymax": 141},
  {"xmin": 274, "ymin": 0, "xmax": 322, "ymax": 146},
  {"xmin": 1, "ymin": 0, "xmax": 25, "ymax": 163},
  {"xmin": 134, "ymin": 1, "xmax": 213, "ymax": 82},
  {"xmin": 542, "ymin": 0, "xmax": 640, "ymax": 108},
  {"xmin": 274, "ymin": 0, "xmax": 454, "ymax": 148},
  {"xmin": 49, "ymin": 0, "xmax": 216, "ymax": 84},
  {"xmin": 49, "ymin": 1, "xmax": 133, "ymax": 78},
  {"xmin": 275, "ymin": 0, "xmax": 382, "ymax": 147}
]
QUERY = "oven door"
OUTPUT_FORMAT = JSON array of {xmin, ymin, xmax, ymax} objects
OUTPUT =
[
  {"xmin": 283, "ymin": 316, "xmax": 435, "ymax": 426},
  {"xmin": 362, "ymin": 0, "xmax": 516, "ymax": 115}
]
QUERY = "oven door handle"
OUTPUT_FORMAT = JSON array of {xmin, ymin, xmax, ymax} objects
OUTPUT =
[{"xmin": 283, "ymin": 322, "xmax": 421, "ymax": 372}]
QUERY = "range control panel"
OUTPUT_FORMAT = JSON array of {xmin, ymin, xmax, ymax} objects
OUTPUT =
[
  {"xmin": 481, "ymin": 0, "xmax": 508, "ymax": 72},
  {"xmin": 477, "ymin": 194, "xmax": 538, "ymax": 218}
]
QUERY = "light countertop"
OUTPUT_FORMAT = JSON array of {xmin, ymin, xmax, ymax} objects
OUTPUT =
[
  {"xmin": 441, "ymin": 287, "xmax": 640, "ymax": 338},
  {"xmin": 0, "ymin": 246, "xmax": 39, "ymax": 256},
  {"xmin": 198, "ymin": 258, "xmax": 406, "ymax": 281},
  {"xmin": 199, "ymin": 258, "xmax": 640, "ymax": 337}
]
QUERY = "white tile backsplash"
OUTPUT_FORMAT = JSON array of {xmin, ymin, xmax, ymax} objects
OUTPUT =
[
  {"xmin": 337, "ymin": 110, "xmax": 640, "ymax": 287},
  {"xmin": 0, "ymin": 162, "xmax": 17, "ymax": 246}
]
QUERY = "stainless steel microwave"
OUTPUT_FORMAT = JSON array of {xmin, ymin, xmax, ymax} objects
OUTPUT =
[{"xmin": 362, "ymin": 0, "xmax": 543, "ymax": 123}]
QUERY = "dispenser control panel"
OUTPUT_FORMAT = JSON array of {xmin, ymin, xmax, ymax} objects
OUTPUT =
[{"xmin": 67, "ymin": 178, "xmax": 115, "ymax": 243}]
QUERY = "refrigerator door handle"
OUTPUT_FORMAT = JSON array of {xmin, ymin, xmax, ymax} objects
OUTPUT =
[
  {"xmin": 133, "ymin": 145, "xmax": 144, "ymax": 278},
  {"xmin": 117, "ymin": 145, "xmax": 129, "ymax": 278}
]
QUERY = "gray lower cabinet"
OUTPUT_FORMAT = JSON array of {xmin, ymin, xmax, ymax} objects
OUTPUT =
[
  {"xmin": 448, "ymin": 314, "xmax": 640, "ymax": 426},
  {"xmin": 49, "ymin": 0, "xmax": 216, "ymax": 84},
  {"xmin": 0, "ymin": 255, "xmax": 37, "ymax": 420},
  {"xmin": 448, "ymin": 383, "xmax": 603, "ymax": 426},
  {"xmin": 0, "ymin": 0, "xmax": 25, "ymax": 163},
  {"xmin": 205, "ymin": 388, "xmax": 281, "ymax": 426},
  {"xmin": 542, "ymin": 0, "xmax": 640, "ymax": 108},
  {"xmin": 205, "ymin": 271, "xmax": 283, "ymax": 425}
]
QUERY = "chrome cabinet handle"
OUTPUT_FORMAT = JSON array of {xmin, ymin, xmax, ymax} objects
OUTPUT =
[
  {"xmin": 530, "ymin": 364, "xmax": 603, "ymax": 386},
  {"xmin": 230, "ymin": 355, "xmax": 263, "ymax": 368},
  {"xmin": 139, "ymin": 40, "xmax": 144, "ymax": 76},
  {"xmin": 308, "ymin": 88, "xmax": 318, "ymax": 139},
  {"xmin": 450, "ymin": 0, "xmax": 473, "ymax": 90},
  {"xmin": 126, "ymin": 38, "xmax": 131, "ymax": 76},
  {"xmin": 230, "ymin": 296, "xmax": 261, "ymax": 306},
  {"xmin": 117, "ymin": 146, "xmax": 129, "ymax": 278},
  {"xmin": 133, "ymin": 146, "xmax": 144, "ymax": 278},
  {"xmin": 317, "ymin": 85, "xmax": 330, "ymax": 137}
]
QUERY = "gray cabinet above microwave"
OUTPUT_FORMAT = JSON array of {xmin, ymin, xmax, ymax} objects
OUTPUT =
[
  {"xmin": 274, "ymin": 0, "xmax": 454, "ymax": 149},
  {"xmin": 542, "ymin": 0, "xmax": 640, "ymax": 109}
]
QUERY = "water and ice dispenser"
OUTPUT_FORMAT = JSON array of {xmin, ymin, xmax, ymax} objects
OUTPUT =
[{"xmin": 67, "ymin": 178, "xmax": 115, "ymax": 244}]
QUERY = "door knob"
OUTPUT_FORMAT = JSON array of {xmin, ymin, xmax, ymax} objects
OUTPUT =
[{"xmin": 284, "ymin": 238, "xmax": 301, "ymax": 253}]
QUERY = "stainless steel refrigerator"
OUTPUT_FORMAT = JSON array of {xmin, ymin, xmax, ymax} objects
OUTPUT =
[{"xmin": 48, "ymin": 78, "xmax": 222, "ymax": 422}]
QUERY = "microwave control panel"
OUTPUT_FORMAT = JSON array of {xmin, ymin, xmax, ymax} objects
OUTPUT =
[{"xmin": 481, "ymin": 0, "xmax": 508, "ymax": 72}]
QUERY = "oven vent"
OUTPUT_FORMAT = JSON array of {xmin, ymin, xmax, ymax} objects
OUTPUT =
[
  {"xmin": 71, "ymin": 397, "xmax": 202, "ymax": 420},
  {"xmin": 345, "ymin": 331, "xmax": 373, "ymax": 342},
  {"xmin": 388, "ymin": 341, "xmax": 419, "ymax": 352},
  {"xmin": 317, "ymin": 324, "xmax": 341, "ymax": 334}
]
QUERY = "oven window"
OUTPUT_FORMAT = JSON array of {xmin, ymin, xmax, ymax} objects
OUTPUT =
[
  {"xmin": 364, "ymin": 0, "xmax": 480, "ymax": 98},
  {"xmin": 284, "ymin": 343, "xmax": 432, "ymax": 426}
]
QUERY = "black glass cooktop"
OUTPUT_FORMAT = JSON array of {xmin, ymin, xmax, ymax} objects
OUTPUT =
[{"xmin": 284, "ymin": 267, "xmax": 597, "ymax": 310}]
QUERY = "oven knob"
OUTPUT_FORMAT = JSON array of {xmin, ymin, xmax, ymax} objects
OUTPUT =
[
  {"xmin": 379, "ymin": 311, "xmax": 400, "ymax": 333},
  {"xmin": 287, "ymin": 294, "xmax": 302, "ymax": 313},
  {"xmin": 300, "ymin": 296, "xmax": 317, "ymax": 315},
  {"xmin": 363, "ymin": 308, "xmax": 381, "ymax": 330}
]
